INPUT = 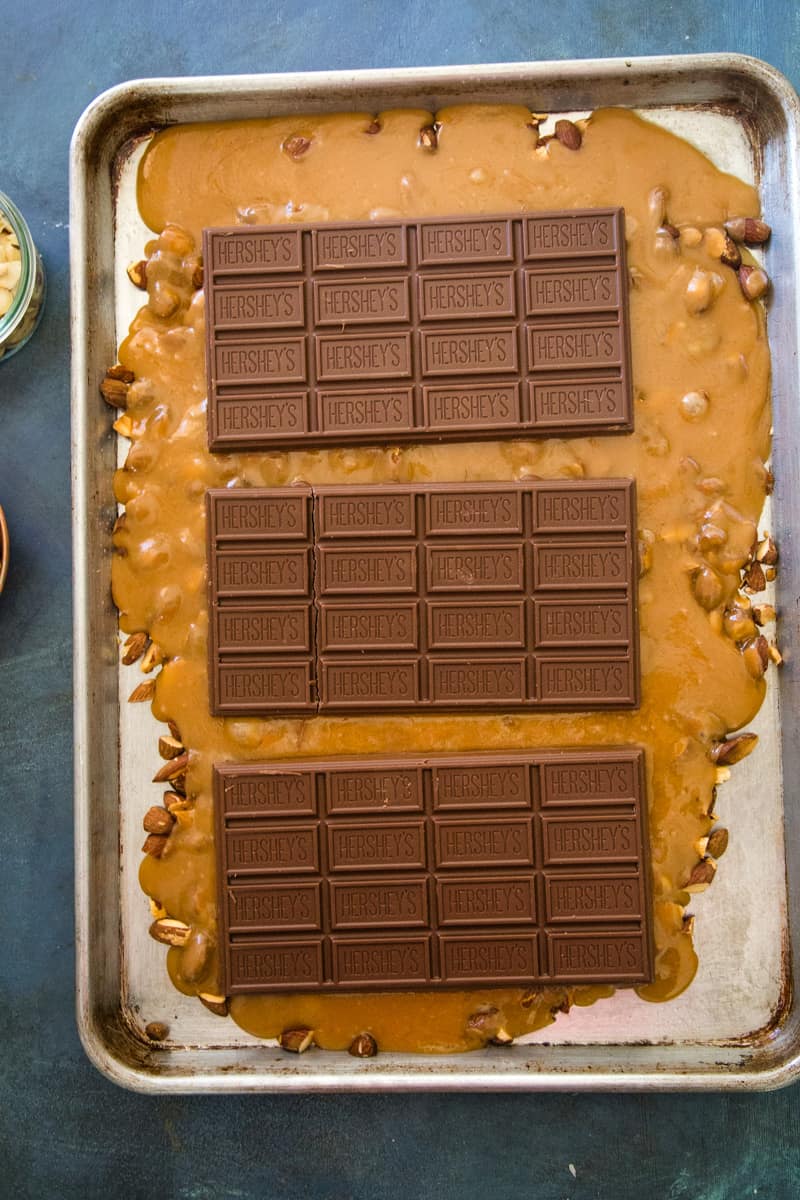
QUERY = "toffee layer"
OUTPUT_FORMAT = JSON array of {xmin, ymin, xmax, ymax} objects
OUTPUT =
[{"xmin": 112, "ymin": 104, "xmax": 770, "ymax": 1051}]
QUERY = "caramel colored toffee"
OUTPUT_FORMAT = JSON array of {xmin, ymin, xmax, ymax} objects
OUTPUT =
[
  {"xmin": 203, "ymin": 210, "xmax": 632, "ymax": 450},
  {"xmin": 215, "ymin": 750, "xmax": 652, "ymax": 994},
  {"xmin": 207, "ymin": 481, "xmax": 639, "ymax": 715},
  {"xmin": 116, "ymin": 104, "xmax": 771, "ymax": 1052}
]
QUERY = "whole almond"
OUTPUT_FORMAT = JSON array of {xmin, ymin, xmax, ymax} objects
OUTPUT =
[
  {"xmin": 149, "ymin": 917, "xmax": 191, "ymax": 947},
  {"xmin": 742, "ymin": 560, "xmax": 766, "ymax": 593},
  {"xmin": 706, "ymin": 827, "xmax": 729, "ymax": 858},
  {"xmin": 152, "ymin": 751, "xmax": 189, "ymax": 783},
  {"xmin": 283, "ymin": 134, "xmax": 311, "ymax": 159},
  {"xmin": 122, "ymin": 631, "xmax": 149, "ymax": 665},
  {"xmin": 100, "ymin": 375, "xmax": 130, "ymax": 408},
  {"xmin": 742, "ymin": 635, "xmax": 770, "ymax": 679},
  {"xmin": 738, "ymin": 265, "xmax": 770, "ymax": 301},
  {"xmin": 554, "ymin": 119, "xmax": 582, "ymax": 150},
  {"xmin": 180, "ymin": 931, "xmax": 211, "ymax": 984},
  {"xmin": 691, "ymin": 565, "xmax": 723, "ymax": 610},
  {"xmin": 142, "ymin": 833, "xmax": 168, "ymax": 858},
  {"xmin": 143, "ymin": 806, "xmax": 175, "ymax": 835},
  {"xmin": 711, "ymin": 732, "xmax": 758, "ymax": 766},
  {"xmin": 348, "ymin": 1032, "xmax": 378, "ymax": 1058},
  {"xmin": 725, "ymin": 217, "xmax": 771, "ymax": 245},
  {"xmin": 128, "ymin": 679, "xmax": 156, "ymax": 703},
  {"xmin": 685, "ymin": 858, "xmax": 717, "ymax": 893}
]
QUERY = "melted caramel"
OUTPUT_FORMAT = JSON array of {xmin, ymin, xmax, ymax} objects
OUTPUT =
[{"xmin": 113, "ymin": 105, "xmax": 770, "ymax": 1052}]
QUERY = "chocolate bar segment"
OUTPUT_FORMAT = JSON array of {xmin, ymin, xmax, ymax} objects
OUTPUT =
[
  {"xmin": 214, "ymin": 748, "xmax": 652, "ymax": 993},
  {"xmin": 207, "ymin": 480, "xmax": 639, "ymax": 717},
  {"xmin": 203, "ymin": 209, "xmax": 633, "ymax": 451}
]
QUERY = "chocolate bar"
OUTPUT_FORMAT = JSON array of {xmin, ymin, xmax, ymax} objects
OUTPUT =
[
  {"xmin": 207, "ymin": 480, "xmax": 639, "ymax": 717},
  {"xmin": 214, "ymin": 748, "xmax": 653, "ymax": 993},
  {"xmin": 203, "ymin": 209, "xmax": 633, "ymax": 451}
]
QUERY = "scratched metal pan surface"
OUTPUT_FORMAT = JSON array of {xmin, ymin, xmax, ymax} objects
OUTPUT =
[{"xmin": 71, "ymin": 54, "xmax": 800, "ymax": 1092}]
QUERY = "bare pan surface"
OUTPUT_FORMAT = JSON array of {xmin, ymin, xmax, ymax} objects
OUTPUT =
[{"xmin": 71, "ymin": 55, "xmax": 800, "ymax": 1090}]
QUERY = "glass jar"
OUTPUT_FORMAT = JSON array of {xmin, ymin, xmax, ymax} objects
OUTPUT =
[{"xmin": 0, "ymin": 190, "xmax": 45, "ymax": 361}]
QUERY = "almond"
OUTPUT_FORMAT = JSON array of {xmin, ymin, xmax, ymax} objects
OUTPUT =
[
  {"xmin": 348, "ymin": 1032, "xmax": 378, "ymax": 1058},
  {"xmin": 127, "ymin": 259, "xmax": 148, "ymax": 289},
  {"xmin": 149, "ymin": 917, "xmax": 191, "ymax": 947},
  {"xmin": 706, "ymin": 827, "xmax": 729, "ymax": 859},
  {"xmin": 738, "ymin": 265, "xmax": 770, "ymax": 301},
  {"xmin": 199, "ymin": 993, "xmax": 229, "ymax": 1017},
  {"xmin": 742, "ymin": 635, "xmax": 770, "ymax": 679},
  {"xmin": 143, "ymin": 806, "xmax": 175, "ymax": 835},
  {"xmin": 755, "ymin": 535, "xmax": 778, "ymax": 565},
  {"xmin": 710, "ymin": 732, "xmax": 758, "ymax": 766},
  {"xmin": 720, "ymin": 234, "xmax": 742, "ymax": 269},
  {"xmin": 112, "ymin": 413, "xmax": 134, "ymax": 438},
  {"xmin": 724, "ymin": 217, "xmax": 771, "ymax": 245},
  {"xmin": 283, "ymin": 134, "xmax": 311, "ymax": 159},
  {"xmin": 121, "ymin": 631, "xmax": 149, "ymax": 665},
  {"xmin": 101, "ymin": 374, "xmax": 130, "ymax": 407},
  {"xmin": 152, "ymin": 751, "xmax": 189, "ymax": 783},
  {"xmin": 752, "ymin": 603, "xmax": 776, "ymax": 626},
  {"xmin": 419, "ymin": 124, "xmax": 438, "ymax": 151},
  {"xmin": 158, "ymin": 735, "xmax": 184, "ymax": 760},
  {"xmin": 128, "ymin": 679, "xmax": 156, "ymax": 703},
  {"xmin": 144, "ymin": 1021, "xmax": 169, "ymax": 1041},
  {"xmin": 685, "ymin": 858, "xmax": 717, "ymax": 893},
  {"xmin": 142, "ymin": 833, "xmax": 168, "ymax": 858},
  {"xmin": 279, "ymin": 1027, "xmax": 315, "ymax": 1053},
  {"xmin": 554, "ymin": 119, "xmax": 582, "ymax": 150},
  {"xmin": 691, "ymin": 565, "xmax": 723, "ymax": 610},
  {"xmin": 742, "ymin": 560, "xmax": 766, "ymax": 593},
  {"xmin": 466, "ymin": 1007, "xmax": 500, "ymax": 1038},
  {"xmin": 106, "ymin": 364, "xmax": 135, "ymax": 384},
  {"xmin": 140, "ymin": 641, "xmax": 165, "ymax": 673}
]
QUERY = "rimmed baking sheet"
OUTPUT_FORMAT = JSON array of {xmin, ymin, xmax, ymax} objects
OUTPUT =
[{"xmin": 72, "ymin": 54, "xmax": 800, "ymax": 1091}]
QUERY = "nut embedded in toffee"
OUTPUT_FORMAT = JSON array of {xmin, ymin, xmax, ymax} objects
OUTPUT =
[
  {"xmin": 279, "ymin": 1027, "xmax": 315, "ymax": 1053},
  {"xmin": 348, "ymin": 1032, "xmax": 378, "ymax": 1058}
]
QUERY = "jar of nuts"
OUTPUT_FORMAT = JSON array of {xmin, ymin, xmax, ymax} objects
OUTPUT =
[{"xmin": 0, "ymin": 190, "xmax": 45, "ymax": 361}]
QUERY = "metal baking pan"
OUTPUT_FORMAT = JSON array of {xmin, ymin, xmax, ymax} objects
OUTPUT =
[{"xmin": 71, "ymin": 54, "xmax": 800, "ymax": 1092}]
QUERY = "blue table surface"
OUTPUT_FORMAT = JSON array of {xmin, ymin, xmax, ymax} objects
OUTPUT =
[{"xmin": 2, "ymin": 2, "xmax": 800, "ymax": 1196}]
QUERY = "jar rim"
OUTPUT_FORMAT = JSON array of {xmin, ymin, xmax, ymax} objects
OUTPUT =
[{"xmin": 0, "ymin": 189, "xmax": 37, "ymax": 341}]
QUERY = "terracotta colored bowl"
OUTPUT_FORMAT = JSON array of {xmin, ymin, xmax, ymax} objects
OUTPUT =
[{"xmin": 0, "ymin": 504, "xmax": 8, "ymax": 594}]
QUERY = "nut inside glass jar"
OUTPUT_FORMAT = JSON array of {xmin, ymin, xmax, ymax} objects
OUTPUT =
[{"xmin": 0, "ymin": 190, "xmax": 45, "ymax": 362}]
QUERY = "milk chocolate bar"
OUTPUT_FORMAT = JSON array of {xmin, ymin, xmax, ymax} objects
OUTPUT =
[
  {"xmin": 206, "ymin": 480, "xmax": 639, "ymax": 716},
  {"xmin": 214, "ymin": 748, "xmax": 653, "ymax": 993},
  {"xmin": 203, "ymin": 209, "xmax": 633, "ymax": 451}
]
